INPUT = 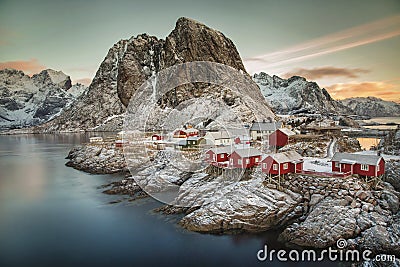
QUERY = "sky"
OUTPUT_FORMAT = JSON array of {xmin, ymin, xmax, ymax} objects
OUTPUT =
[{"xmin": 0, "ymin": 0, "xmax": 399, "ymax": 102}]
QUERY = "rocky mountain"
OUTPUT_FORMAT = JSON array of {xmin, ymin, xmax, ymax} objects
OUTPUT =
[
  {"xmin": 0, "ymin": 69, "xmax": 86, "ymax": 129},
  {"xmin": 253, "ymin": 72, "xmax": 351, "ymax": 115},
  {"xmin": 339, "ymin": 97, "xmax": 400, "ymax": 117},
  {"xmin": 36, "ymin": 17, "xmax": 274, "ymax": 132}
]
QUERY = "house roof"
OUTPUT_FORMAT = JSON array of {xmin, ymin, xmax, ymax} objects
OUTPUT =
[
  {"xmin": 263, "ymin": 151, "xmax": 303, "ymax": 163},
  {"xmin": 174, "ymin": 128, "xmax": 198, "ymax": 134},
  {"xmin": 205, "ymin": 131, "xmax": 231, "ymax": 140},
  {"xmin": 233, "ymin": 147, "xmax": 262, "ymax": 158},
  {"xmin": 250, "ymin": 121, "xmax": 282, "ymax": 131},
  {"xmin": 330, "ymin": 152, "xmax": 383, "ymax": 166},
  {"xmin": 208, "ymin": 146, "xmax": 234, "ymax": 155},
  {"xmin": 187, "ymin": 136, "xmax": 202, "ymax": 141},
  {"xmin": 205, "ymin": 128, "xmax": 249, "ymax": 140},
  {"xmin": 184, "ymin": 128, "xmax": 198, "ymax": 133},
  {"xmin": 276, "ymin": 128, "xmax": 296, "ymax": 136}
]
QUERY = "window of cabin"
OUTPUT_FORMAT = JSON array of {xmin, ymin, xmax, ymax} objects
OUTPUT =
[
  {"xmin": 230, "ymin": 159, "xmax": 233, "ymax": 165},
  {"xmin": 335, "ymin": 162, "xmax": 339, "ymax": 168},
  {"xmin": 245, "ymin": 159, "xmax": 250, "ymax": 164},
  {"xmin": 361, "ymin": 164, "xmax": 369, "ymax": 171},
  {"xmin": 273, "ymin": 164, "xmax": 278, "ymax": 170},
  {"xmin": 377, "ymin": 165, "xmax": 380, "ymax": 172},
  {"xmin": 283, "ymin": 163, "xmax": 288, "ymax": 170},
  {"xmin": 238, "ymin": 159, "xmax": 242, "ymax": 165},
  {"xmin": 206, "ymin": 154, "xmax": 210, "ymax": 159},
  {"xmin": 213, "ymin": 154, "xmax": 216, "ymax": 161},
  {"xmin": 263, "ymin": 163, "xmax": 267, "ymax": 169},
  {"xmin": 255, "ymin": 158, "xmax": 259, "ymax": 163}
]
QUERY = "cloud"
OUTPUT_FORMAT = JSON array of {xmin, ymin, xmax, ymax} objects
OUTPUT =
[
  {"xmin": 283, "ymin": 66, "xmax": 369, "ymax": 80},
  {"xmin": 326, "ymin": 81, "xmax": 400, "ymax": 102},
  {"xmin": 244, "ymin": 14, "xmax": 400, "ymax": 73},
  {"xmin": 75, "ymin": 78, "xmax": 92, "ymax": 86},
  {"xmin": 0, "ymin": 59, "xmax": 46, "ymax": 75}
]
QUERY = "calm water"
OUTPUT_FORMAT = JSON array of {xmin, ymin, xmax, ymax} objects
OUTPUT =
[
  {"xmin": 0, "ymin": 134, "xmax": 337, "ymax": 267},
  {"xmin": 362, "ymin": 116, "xmax": 400, "ymax": 130},
  {"xmin": 357, "ymin": 137, "xmax": 380, "ymax": 150}
]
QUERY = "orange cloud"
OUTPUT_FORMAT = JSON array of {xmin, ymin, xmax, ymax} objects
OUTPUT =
[
  {"xmin": 326, "ymin": 81, "xmax": 400, "ymax": 102},
  {"xmin": 75, "ymin": 78, "xmax": 92, "ymax": 86},
  {"xmin": 0, "ymin": 59, "xmax": 46, "ymax": 75},
  {"xmin": 283, "ymin": 66, "xmax": 369, "ymax": 80}
]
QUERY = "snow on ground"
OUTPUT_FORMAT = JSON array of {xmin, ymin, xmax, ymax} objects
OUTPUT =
[{"xmin": 303, "ymin": 157, "xmax": 332, "ymax": 173}]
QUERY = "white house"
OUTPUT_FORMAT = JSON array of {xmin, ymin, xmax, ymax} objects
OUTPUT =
[
  {"xmin": 203, "ymin": 128, "xmax": 250, "ymax": 147},
  {"xmin": 250, "ymin": 121, "xmax": 283, "ymax": 141}
]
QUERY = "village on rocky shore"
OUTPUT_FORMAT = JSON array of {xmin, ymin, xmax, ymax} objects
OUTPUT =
[{"xmin": 65, "ymin": 120, "xmax": 400, "ymax": 260}]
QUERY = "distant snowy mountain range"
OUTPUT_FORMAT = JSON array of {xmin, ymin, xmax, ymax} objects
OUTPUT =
[
  {"xmin": 339, "ymin": 97, "xmax": 400, "ymax": 117},
  {"xmin": 253, "ymin": 72, "xmax": 400, "ymax": 117},
  {"xmin": 0, "ymin": 69, "xmax": 86, "ymax": 129}
]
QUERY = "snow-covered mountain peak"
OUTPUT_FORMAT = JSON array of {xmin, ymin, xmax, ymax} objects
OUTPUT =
[
  {"xmin": 32, "ymin": 69, "xmax": 72, "ymax": 91},
  {"xmin": 0, "ymin": 68, "xmax": 37, "ymax": 92},
  {"xmin": 253, "ymin": 72, "xmax": 350, "ymax": 115}
]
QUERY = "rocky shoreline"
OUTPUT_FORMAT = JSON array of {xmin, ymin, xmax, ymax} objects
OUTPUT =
[
  {"xmin": 65, "ymin": 144, "xmax": 400, "ymax": 259},
  {"xmin": 65, "ymin": 143, "xmax": 128, "ymax": 174}
]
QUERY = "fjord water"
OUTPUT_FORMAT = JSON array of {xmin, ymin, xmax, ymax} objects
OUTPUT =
[{"xmin": 0, "ymin": 134, "xmax": 334, "ymax": 267}]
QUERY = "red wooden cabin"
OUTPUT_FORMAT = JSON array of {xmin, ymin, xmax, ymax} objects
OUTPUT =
[
  {"xmin": 229, "ymin": 148, "xmax": 262, "ymax": 168},
  {"xmin": 205, "ymin": 147, "xmax": 233, "ymax": 164},
  {"xmin": 269, "ymin": 128, "xmax": 295, "ymax": 149},
  {"xmin": 330, "ymin": 152, "xmax": 385, "ymax": 177},
  {"xmin": 261, "ymin": 151, "xmax": 303, "ymax": 175}
]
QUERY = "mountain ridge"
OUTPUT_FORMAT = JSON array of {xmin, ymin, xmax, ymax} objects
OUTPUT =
[
  {"xmin": 338, "ymin": 96, "xmax": 400, "ymax": 117},
  {"xmin": 253, "ymin": 72, "xmax": 352, "ymax": 116},
  {"xmin": 0, "ymin": 68, "xmax": 86, "ymax": 129}
]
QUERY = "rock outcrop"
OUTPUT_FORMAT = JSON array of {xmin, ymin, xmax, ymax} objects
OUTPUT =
[
  {"xmin": 180, "ymin": 176, "xmax": 303, "ymax": 233},
  {"xmin": 65, "ymin": 143, "xmax": 127, "ymax": 174},
  {"xmin": 118, "ymin": 17, "xmax": 246, "ymax": 108},
  {"xmin": 277, "ymin": 175, "xmax": 400, "ymax": 256}
]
